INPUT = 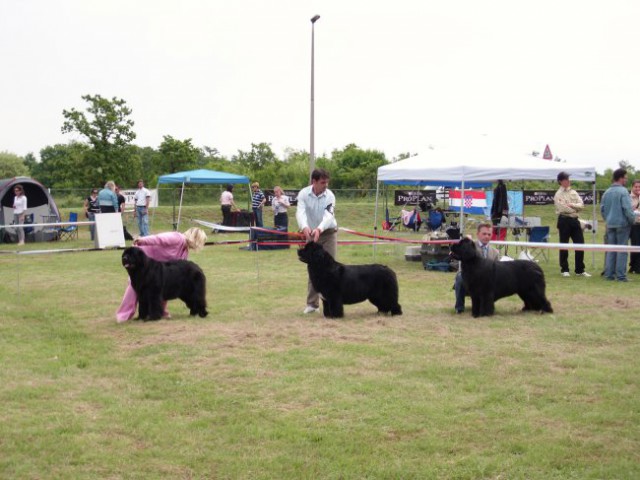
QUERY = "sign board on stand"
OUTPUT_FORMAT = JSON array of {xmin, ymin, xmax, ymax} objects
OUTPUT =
[
  {"xmin": 119, "ymin": 189, "xmax": 159, "ymax": 210},
  {"xmin": 95, "ymin": 213, "xmax": 126, "ymax": 249}
]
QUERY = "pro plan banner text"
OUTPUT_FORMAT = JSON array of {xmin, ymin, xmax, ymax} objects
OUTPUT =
[
  {"xmin": 393, "ymin": 190, "xmax": 437, "ymax": 206},
  {"xmin": 524, "ymin": 190, "xmax": 597, "ymax": 206}
]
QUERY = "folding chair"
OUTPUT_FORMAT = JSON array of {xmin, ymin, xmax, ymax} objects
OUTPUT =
[
  {"xmin": 401, "ymin": 208, "xmax": 422, "ymax": 232},
  {"xmin": 382, "ymin": 206, "xmax": 402, "ymax": 231},
  {"xmin": 23, "ymin": 213, "xmax": 35, "ymax": 242},
  {"xmin": 426, "ymin": 209, "xmax": 445, "ymax": 232},
  {"xmin": 527, "ymin": 226, "xmax": 550, "ymax": 262},
  {"xmin": 59, "ymin": 212, "xmax": 79, "ymax": 241}
]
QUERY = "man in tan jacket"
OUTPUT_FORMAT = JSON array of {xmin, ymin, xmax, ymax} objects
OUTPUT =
[{"xmin": 554, "ymin": 171, "xmax": 591, "ymax": 278}]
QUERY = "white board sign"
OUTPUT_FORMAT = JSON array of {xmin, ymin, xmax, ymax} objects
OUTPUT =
[
  {"xmin": 119, "ymin": 189, "xmax": 159, "ymax": 209},
  {"xmin": 95, "ymin": 213, "xmax": 126, "ymax": 249}
]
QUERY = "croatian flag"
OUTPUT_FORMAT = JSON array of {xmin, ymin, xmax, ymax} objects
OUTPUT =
[{"xmin": 449, "ymin": 190, "xmax": 487, "ymax": 215}]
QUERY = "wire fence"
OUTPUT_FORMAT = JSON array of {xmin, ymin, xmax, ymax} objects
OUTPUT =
[{"xmin": 50, "ymin": 187, "xmax": 381, "ymax": 209}]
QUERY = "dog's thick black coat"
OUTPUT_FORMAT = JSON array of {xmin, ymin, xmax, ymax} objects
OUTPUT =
[
  {"xmin": 450, "ymin": 237, "xmax": 553, "ymax": 318},
  {"xmin": 121, "ymin": 247, "xmax": 208, "ymax": 320},
  {"xmin": 297, "ymin": 242, "xmax": 402, "ymax": 318}
]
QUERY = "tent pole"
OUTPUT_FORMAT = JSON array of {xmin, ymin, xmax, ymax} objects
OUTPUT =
[
  {"xmin": 459, "ymin": 180, "xmax": 466, "ymax": 235},
  {"xmin": 592, "ymin": 180, "xmax": 597, "ymax": 269},
  {"xmin": 172, "ymin": 187, "xmax": 176, "ymax": 231},
  {"xmin": 373, "ymin": 181, "xmax": 380, "ymax": 260},
  {"xmin": 151, "ymin": 181, "xmax": 159, "ymax": 231},
  {"xmin": 177, "ymin": 181, "xmax": 185, "ymax": 231}
]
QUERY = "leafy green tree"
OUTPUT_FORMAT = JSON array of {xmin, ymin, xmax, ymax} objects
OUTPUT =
[
  {"xmin": 32, "ymin": 143, "xmax": 90, "ymax": 188},
  {"xmin": 278, "ymin": 149, "xmax": 314, "ymax": 188},
  {"xmin": 130, "ymin": 146, "xmax": 163, "ymax": 187},
  {"xmin": 233, "ymin": 142, "xmax": 278, "ymax": 171},
  {"xmin": 329, "ymin": 144, "xmax": 388, "ymax": 191},
  {"xmin": 61, "ymin": 94, "xmax": 140, "ymax": 186},
  {"xmin": 0, "ymin": 151, "xmax": 29, "ymax": 178},
  {"xmin": 158, "ymin": 135, "xmax": 201, "ymax": 174},
  {"xmin": 23, "ymin": 153, "xmax": 38, "ymax": 176},
  {"xmin": 62, "ymin": 94, "xmax": 136, "ymax": 148}
]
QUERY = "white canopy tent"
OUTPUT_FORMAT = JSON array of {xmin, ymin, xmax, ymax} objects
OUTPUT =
[
  {"xmin": 375, "ymin": 148, "xmax": 598, "ymax": 240},
  {"xmin": 377, "ymin": 150, "xmax": 596, "ymax": 184}
]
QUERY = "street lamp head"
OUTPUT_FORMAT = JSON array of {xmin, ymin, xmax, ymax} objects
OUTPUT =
[{"xmin": 311, "ymin": 14, "xmax": 320, "ymax": 23}]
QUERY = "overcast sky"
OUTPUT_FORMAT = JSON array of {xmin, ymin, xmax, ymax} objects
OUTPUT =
[{"xmin": 1, "ymin": 0, "xmax": 639, "ymax": 173}]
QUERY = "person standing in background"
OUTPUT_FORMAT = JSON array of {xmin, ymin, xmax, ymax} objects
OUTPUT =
[
  {"xmin": 220, "ymin": 184, "xmax": 237, "ymax": 226},
  {"xmin": 84, "ymin": 188, "xmax": 100, "ymax": 241},
  {"xmin": 251, "ymin": 182, "xmax": 266, "ymax": 228},
  {"xmin": 115, "ymin": 185, "xmax": 126, "ymax": 213},
  {"xmin": 554, "ymin": 172, "xmax": 590, "ymax": 278},
  {"xmin": 12, "ymin": 184, "xmax": 27, "ymax": 245},
  {"xmin": 272, "ymin": 186, "xmax": 290, "ymax": 230},
  {"xmin": 98, "ymin": 181, "xmax": 119, "ymax": 213},
  {"xmin": 629, "ymin": 179, "xmax": 640, "ymax": 274},
  {"xmin": 133, "ymin": 179, "xmax": 151, "ymax": 237},
  {"xmin": 601, "ymin": 168, "xmax": 636, "ymax": 282}
]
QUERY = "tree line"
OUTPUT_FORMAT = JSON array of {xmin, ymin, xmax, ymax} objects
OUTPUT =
[
  {"xmin": 0, "ymin": 94, "xmax": 635, "ymax": 193},
  {"xmin": 0, "ymin": 94, "xmax": 390, "ymax": 193}
]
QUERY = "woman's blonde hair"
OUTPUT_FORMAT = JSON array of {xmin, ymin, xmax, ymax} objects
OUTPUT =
[
  {"xmin": 184, "ymin": 227, "xmax": 207, "ymax": 252},
  {"xmin": 105, "ymin": 180, "xmax": 116, "ymax": 190}
]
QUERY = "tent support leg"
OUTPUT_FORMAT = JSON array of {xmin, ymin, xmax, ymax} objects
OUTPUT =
[{"xmin": 373, "ymin": 182, "xmax": 380, "ymax": 260}]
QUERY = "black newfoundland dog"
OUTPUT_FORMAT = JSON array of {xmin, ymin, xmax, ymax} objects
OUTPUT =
[
  {"xmin": 450, "ymin": 237, "xmax": 553, "ymax": 318},
  {"xmin": 297, "ymin": 242, "xmax": 402, "ymax": 318},
  {"xmin": 121, "ymin": 247, "xmax": 208, "ymax": 321}
]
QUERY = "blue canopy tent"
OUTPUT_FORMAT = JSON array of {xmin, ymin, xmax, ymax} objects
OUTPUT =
[{"xmin": 157, "ymin": 169, "xmax": 250, "ymax": 229}]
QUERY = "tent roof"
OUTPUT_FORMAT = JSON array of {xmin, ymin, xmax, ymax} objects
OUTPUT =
[
  {"xmin": 378, "ymin": 149, "xmax": 597, "ymax": 184},
  {"xmin": 157, "ymin": 169, "xmax": 250, "ymax": 185}
]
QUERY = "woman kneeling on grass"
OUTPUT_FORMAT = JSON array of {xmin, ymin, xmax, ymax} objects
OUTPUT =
[{"xmin": 116, "ymin": 227, "xmax": 207, "ymax": 323}]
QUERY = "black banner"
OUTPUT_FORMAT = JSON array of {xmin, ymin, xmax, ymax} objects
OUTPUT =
[
  {"xmin": 524, "ymin": 190, "xmax": 597, "ymax": 206},
  {"xmin": 394, "ymin": 190, "xmax": 437, "ymax": 207}
]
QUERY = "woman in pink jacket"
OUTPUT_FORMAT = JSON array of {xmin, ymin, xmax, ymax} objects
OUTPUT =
[{"xmin": 116, "ymin": 227, "xmax": 207, "ymax": 322}]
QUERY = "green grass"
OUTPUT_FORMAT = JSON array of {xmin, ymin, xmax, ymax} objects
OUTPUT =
[{"xmin": 1, "ymin": 203, "xmax": 639, "ymax": 478}]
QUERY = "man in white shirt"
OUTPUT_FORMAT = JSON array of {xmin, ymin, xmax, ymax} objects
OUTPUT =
[
  {"xmin": 296, "ymin": 169, "xmax": 338, "ymax": 314},
  {"xmin": 133, "ymin": 179, "xmax": 151, "ymax": 237}
]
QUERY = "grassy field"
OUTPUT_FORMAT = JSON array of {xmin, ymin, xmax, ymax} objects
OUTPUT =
[{"xmin": 1, "ymin": 203, "xmax": 639, "ymax": 479}]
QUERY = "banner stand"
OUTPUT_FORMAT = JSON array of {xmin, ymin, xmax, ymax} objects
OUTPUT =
[{"xmin": 95, "ymin": 213, "xmax": 126, "ymax": 249}]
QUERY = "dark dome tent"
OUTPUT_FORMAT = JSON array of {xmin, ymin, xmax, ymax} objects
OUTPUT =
[{"xmin": 0, "ymin": 176, "xmax": 61, "ymax": 243}]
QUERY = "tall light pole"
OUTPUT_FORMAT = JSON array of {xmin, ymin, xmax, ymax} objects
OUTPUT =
[{"xmin": 309, "ymin": 14, "xmax": 320, "ymax": 182}]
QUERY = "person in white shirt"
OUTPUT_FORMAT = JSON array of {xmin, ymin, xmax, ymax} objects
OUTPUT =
[
  {"xmin": 133, "ymin": 179, "xmax": 151, "ymax": 237},
  {"xmin": 272, "ymin": 185, "xmax": 291, "ymax": 230},
  {"xmin": 296, "ymin": 169, "xmax": 338, "ymax": 314},
  {"xmin": 12, "ymin": 184, "xmax": 28, "ymax": 245}
]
